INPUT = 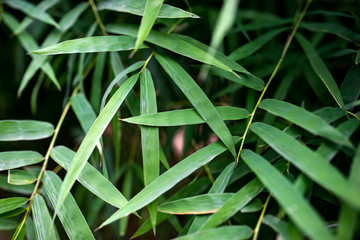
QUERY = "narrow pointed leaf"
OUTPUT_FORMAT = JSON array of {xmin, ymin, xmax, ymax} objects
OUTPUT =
[
  {"xmin": 159, "ymin": 193, "xmax": 234, "ymax": 215},
  {"xmin": 262, "ymin": 215, "xmax": 289, "ymax": 240},
  {"xmin": 107, "ymin": 24, "xmax": 235, "ymax": 73},
  {"xmin": 32, "ymin": 194, "xmax": 60, "ymax": 240},
  {"xmin": 5, "ymin": 0, "xmax": 60, "ymax": 28},
  {"xmin": 54, "ymin": 74, "xmax": 139, "ymax": 219},
  {"xmin": 0, "ymin": 151, "xmax": 43, "ymax": 171},
  {"xmin": 250, "ymin": 122, "xmax": 360, "ymax": 209},
  {"xmin": 241, "ymin": 198, "xmax": 263, "ymax": 213},
  {"xmin": 11, "ymin": 222, "xmax": 26, "ymax": 240},
  {"xmin": 71, "ymin": 94, "xmax": 97, "ymax": 133},
  {"xmin": 242, "ymin": 149, "xmax": 334, "ymax": 240},
  {"xmin": 30, "ymin": 36, "xmax": 145, "ymax": 55},
  {"xmin": 337, "ymin": 144, "xmax": 360, "ymax": 240},
  {"xmin": 98, "ymin": 0, "xmax": 199, "ymax": 18},
  {"xmin": 8, "ymin": 170, "xmax": 36, "ymax": 185},
  {"xmin": 101, "ymin": 61, "xmax": 144, "ymax": 110},
  {"xmin": 174, "ymin": 226, "xmax": 253, "ymax": 240},
  {"xmin": 155, "ymin": 54, "xmax": 236, "ymax": 157},
  {"xmin": 296, "ymin": 33, "xmax": 344, "ymax": 107},
  {"xmin": 140, "ymin": 68, "xmax": 159, "ymax": 230},
  {"xmin": 43, "ymin": 171, "xmax": 95, "ymax": 240},
  {"xmin": 50, "ymin": 146, "xmax": 130, "ymax": 208},
  {"xmin": 0, "ymin": 175, "xmax": 34, "ymax": 195},
  {"xmin": 123, "ymin": 106, "xmax": 249, "ymax": 126},
  {"xmin": 135, "ymin": 0, "xmax": 164, "ymax": 51},
  {"xmin": 0, "ymin": 197, "xmax": 28, "ymax": 214},
  {"xmin": 229, "ymin": 27, "xmax": 287, "ymax": 61},
  {"xmin": 302, "ymin": 22, "xmax": 360, "ymax": 45},
  {"xmin": 0, "ymin": 120, "xmax": 54, "ymax": 141},
  {"xmin": 99, "ymin": 137, "xmax": 241, "ymax": 228},
  {"xmin": 259, "ymin": 99, "xmax": 353, "ymax": 148},
  {"xmin": 199, "ymin": 178, "xmax": 263, "ymax": 230}
]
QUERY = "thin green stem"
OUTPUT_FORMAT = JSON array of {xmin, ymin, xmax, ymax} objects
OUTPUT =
[
  {"xmin": 252, "ymin": 194, "xmax": 271, "ymax": 240},
  {"xmin": 346, "ymin": 111, "xmax": 360, "ymax": 121},
  {"xmin": 88, "ymin": 0, "xmax": 107, "ymax": 36},
  {"xmin": 236, "ymin": 0, "xmax": 312, "ymax": 165}
]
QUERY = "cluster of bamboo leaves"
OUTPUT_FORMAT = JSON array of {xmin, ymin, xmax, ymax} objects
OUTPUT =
[{"xmin": 0, "ymin": 0, "xmax": 360, "ymax": 239}]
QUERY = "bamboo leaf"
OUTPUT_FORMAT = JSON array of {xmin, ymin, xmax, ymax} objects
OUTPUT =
[
  {"xmin": 241, "ymin": 198, "xmax": 263, "ymax": 213},
  {"xmin": 11, "ymin": 222, "xmax": 26, "ymax": 240},
  {"xmin": 134, "ymin": 0, "xmax": 164, "ymax": 51},
  {"xmin": 107, "ymin": 24, "xmax": 235, "ymax": 73},
  {"xmin": 229, "ymin": 27, "xmax": 287, "ymax": 61},
  {"xmin": 71, "ymin": 94, "xmax": 97, "ymax": 133},
  {"xmin": 296, "ymin": 33, "xmax": 344, "ymax": 107},
  {"xmin": 159, "ymin": 193, "xmax": 234, "ymax": 215},
  {"xmin": 140, "ymin": 68, "xmax": 160, "ymax": 231},
  {"xmin": 0, "ymin": 219, "xmax": 18, "ymax": 230},
  {"xmin": 0, "ymin": 120, "xmax": 54, "ymax": 141},
  {"xmin": 8, "ymin": 170, "xmax": 36, "ymax": 185},
  {"xmin": 32, "ymin": 194, "xmax": 60, "ymax": 240},
  {"xmin": 98, "ymin": 137, "xmax": 241, "ymax": 229},
  {"xmin": 19, "ymin": 2, "xmax": 88, "ymax": 95},
  {"xmin": 242, "ymin": 149, "xmax": 334, "ymax": 240},
  {"xmin": 155, "ymin": 53, "xmax": 236, "ymax": 157},
  {"xmin": 98, "ymin": 0, "xmax": 199, "ymax": 18},
  {"xmin": 0, "ymin": 197, "xmax": 28, "ymax": 214},
  {"xmin": 174, "ymin": 226, "xmax": 253, "ymax": 240},
  {"xmin": 50, "ymin": 146, "xmax": 130, "ymax": 208},
  {"xmin": 101, "ymin": 61, "xmax": 144, "ymax": 111},
  {"xmin": 250, "ymin": 122, "xmax": 360, "ymax": 209},
  {"xmin": 337, "ymin": 144, "xmax": 360, "ymax": 240},
  {"xmin": 340, "ymin": 65, "xmax": 360, "ymax": 105},
  {"xmin": 199, "ymin": 178, "xmax": 263, "ymax": 230},
  {"xmin": 0, "ymin": 151, "xmax": 43, "ymax": 171},
  {"xmin": 0, "ymin": 175, "xmax": 34, "ymax": 195},
  {"xmin": 30, "ymin": 36, "xmax": 145, "ymax": 55},
  {"xmin": 4, "ymin": 0, "xmax": 60, "ymax": 29},
  {"xmin": 262, "ymin": 215, "xmax": 289, "ymax": 240},
  {"xmin": 301, "ymin": 22, "xmax": 360, "ymax": 45},
  {"xmin": 54, "ymin": 74, "xmax": 139, "ymax": 219},
  {"xmin": 43, "ymin": 171, "xmax": 95, "ymax": 240},
  {"xmin": 259, "ymin": 99, "xmax": 353, "ymax": 148},
  {"xmin": 122, "ymin": 106, "xmax": 249, "ymax": 126}
]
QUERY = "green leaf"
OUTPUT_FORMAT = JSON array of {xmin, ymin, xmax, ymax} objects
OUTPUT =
[
  {"xmin": 107, "ymin": 24, "xmax": 235, "ymax": 73},
  {"xmin": 1, "ymin": 13, "xmax": 59, "ymax": 96},
  {"xmin": 8, "ymin": 170, "xmax": 36, "ymax": 185},
  {"xmin": 43, "ymin": 171, "xmax": 95, "ymax": 240},
  {"xmin": 301, "ymin": 22, "xmax": 360, "ymax": 45},
  {"xmin": 30, "ymin": 36, "xmax": 145, "ymax": 55},
  {"xmin": 5, "ymin": 0, "xmax": 60, "ymax": 29},
  {"xmin": 11, "ymin": 221, "xmax": 26, "ymax": 240},
  {"xmin": 0, "ymin": 207, "xmax": 26, "ymax": 219},
  {"xmin": 140, "ymin": 68, "xmax": 160, "ymax": 231},
  {"xmin": 132, "ymin": 178, "xmax": 210, "ymax": 238},
  {"xmin": 19, "ymin": 2, "xmax": 88, "ymax": 95},
  {"xmin": 0, "ymin": 120, "xmax": 54, "ymax": 141},
  {"xmin": 250, "ymin": 122, "xmax": 360, "ymax": 209},
  {"xmin": 0, "ymin": 151, "xmax": 43, "ymax": 171},
  {"xmin": 241, "ymin": 198, "xmax": 263, "ymax": 213},
  {"xmin": 259, "ymin": 99, "xmax": 353, "ymax": 148},
  {"xmin": 123, "ymin": 106, "xmax": 249, "ymax": 126},
  {"xmin": 174, "ymin": 226, "xmax": 253, "ymax": 240},
  {"xmin": 32, "ymin": 194, "xmax": 60, "ymax": 240},
  {"xmin": 102, "ymin": 61, "xmax": 145, "ymax": 110},
  {"xmin": 209, "ymin": 0, "xmax": 239, "ymax": 49},
  {"xmin": 0, "ymin": 197, "xmax": 28, "ymax": 214},
  {"xmin": 98, "ymin": 0, "xmax": 199, "ymax": 18},
  {"xmin": 71, "ymin": 94, "xmax": 97, "ymax": 133},
  {"xmin": 229, "ymin": 27, "xmax": 287, "ymax": 61},
  {"xmin": 207, "ymin": 67, "xmax": 264, "ymax": 91},
  {"xmin": 242, "ymin": 149, "xmax": 334, "ymax": 240},
  {"xmin": 296, "ymin": 33, "xmax": 344, "ymax": 107},
  {"xmin": 199, "ymin": 178, "xmax": 263, "ymax": 230},
  {"xmin": 0, "ymin": 175, "xmax": 34, "ymax": 195},
  {"xmin": 0, "ymin": 219, "xmax": 19, "ymax": 230},
  {"xmin": 337, "ymin": 144, "xmax": 360, "ymax": 240},
  {"xmin": 134, "ymin": 0, "xmax": 164, "ymax": 51},
  {"xmin": 50, "ymin": 146, "xmax": 130, "ymax": 209},
  {"xmin": 98, "ymin": 137, "xmax": 241, "ymax": 229},
  {"xmin": 340, "ymin": 65, "xmax": 360, "ymax": 105},
  {"xmin": 54, "ymin": 74, "xmax": 139, "ymax": 219},
  {"xmin": 262, "ymin": 215, "xmax": 289, "ymax": 240},
  {"xmin": 159, "ymin": 193, "xmax": 234, "ymax": 215},
  {"xmin": 155, "ymin": 53, "xmax": 236, "ymax": 157}
]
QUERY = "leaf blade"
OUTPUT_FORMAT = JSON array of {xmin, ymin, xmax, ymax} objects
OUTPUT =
[
  {"xmin": 0, "ymin": 120, "xmax": 54, "ymax": 141},
  {"xmin": 0, "ymin": 151, "xmax": 43, "ymax": 171}
]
